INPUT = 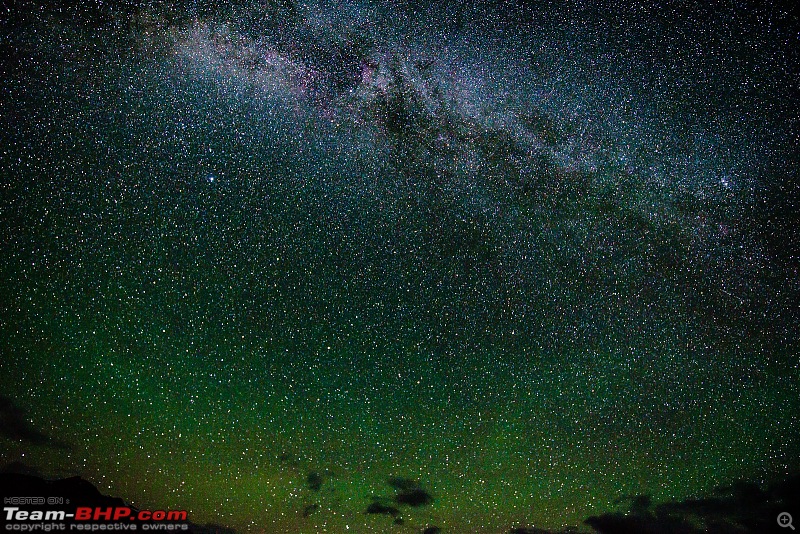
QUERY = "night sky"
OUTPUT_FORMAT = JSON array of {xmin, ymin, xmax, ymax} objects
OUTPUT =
[{"xmin": 1, "ymin": 0, "xmax": 798, "ymax": 532}]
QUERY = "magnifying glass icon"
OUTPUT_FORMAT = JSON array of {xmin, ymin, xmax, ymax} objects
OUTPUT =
[{"xmin": 779, "ymin": 512, "xmax": 795, "ymax": 530}]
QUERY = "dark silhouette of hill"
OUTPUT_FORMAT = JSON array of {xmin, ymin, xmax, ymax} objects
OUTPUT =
[
  {"xmin": 583, "ymin": 474, "xmax": 800, "ymax": 534},
  {"xmin": 0, "ymin": 396, "xmax": 70, "ymax": 450}
]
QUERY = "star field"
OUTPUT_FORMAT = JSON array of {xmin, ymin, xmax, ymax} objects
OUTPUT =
[{"xmin": 1, "ymin": 1, "xmax": 798, "ymax": 532}]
